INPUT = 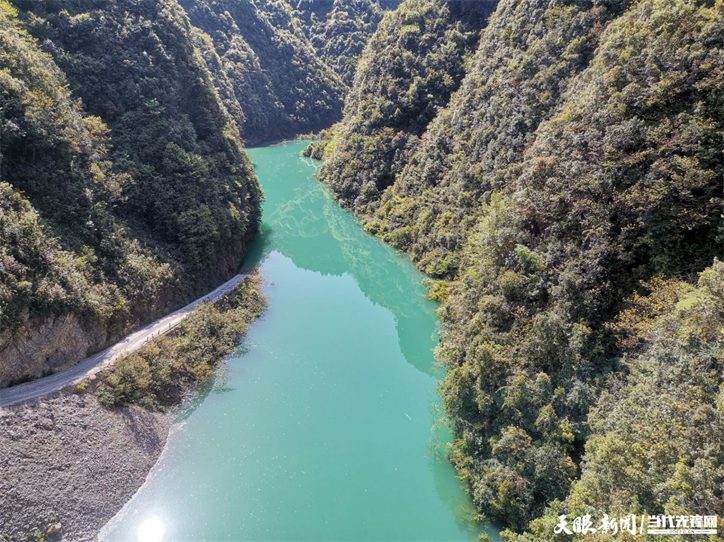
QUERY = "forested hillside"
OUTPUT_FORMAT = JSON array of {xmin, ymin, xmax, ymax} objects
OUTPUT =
[
  {"xmin": 317, "ymin": 0, "xmax": 497, "ymax": 210},
  {"xmin": 315, "ymin": 0, "xmax": 724, "ymax": 535},
  {"xmin": 291, "ymin": 0, "xmax": 400, "ymax": 87},
  {"xmin": 508, "ymin": 260, "xmax": 724, "ymax": 541},
  {"xmin": 366, "ymin": 0, "xmax": 634, "ymax": 276},
  {"xmin": 0, "ymin": 0, "xmax": 261, "ymax": 386},
  {"xmin": 178, "ymin": 0, "xmax": 345, "ymax": 144},
  {"xmin": 175, "ymin": 0, "xmax": 398, "ymax": 144}
]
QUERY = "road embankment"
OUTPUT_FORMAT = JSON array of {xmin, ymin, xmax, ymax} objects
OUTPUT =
[
  {"xmin": 0, "ymin": 273, "xmax": 247, "ymax": 408},
  {"xmin": 0, "ymin": 274, "xmax": 265, "ymax": 541}
]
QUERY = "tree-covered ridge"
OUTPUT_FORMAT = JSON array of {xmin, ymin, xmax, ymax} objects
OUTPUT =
[
  {"xmin": 317, "ymin": 0, "xmax": 494, "ymax": 210},
  {"xmin": 442, "ymin": 0, "xmax": 722, "ymax": 530},
  {"xmin": 179, "ymin": 0, "xmax": 346, "ymax": 143},
  {"xmin": 209, "ymin": 0, "xmax": 399, "ymax": 135},
  {"xmin": 1, "ymin": 0, "xmax": 261, "ymax": 383},
  {"xmin": 365, "ymin": 0, "xmax": 634, "ymax": 277},
  {"xmin": 290, "ymin": 0, "xmax": 396, "ymax": 87},
  {"xmin": 314, "ymin": 0, "xmax": 723, "ymax": 534},
  {"xmin": 16, "ymin": 0, "xmax": 262, "ymax": 276},
  {"xmin": 0, "ymin": 1, "xmax": 165, "ymax": 332}
]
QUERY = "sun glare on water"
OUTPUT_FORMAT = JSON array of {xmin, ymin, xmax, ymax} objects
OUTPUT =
[{"xmin": 137, "ymin": 517, "xmax": 165, "ymax": 542}]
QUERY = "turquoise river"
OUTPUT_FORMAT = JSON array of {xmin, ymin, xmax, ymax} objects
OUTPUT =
[{"xmin": 101, "ymin": 141, "xmax": 501, "ymax": 542}]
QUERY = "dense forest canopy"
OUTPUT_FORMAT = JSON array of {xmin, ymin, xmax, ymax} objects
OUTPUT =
[
  {"xmin": 0, "ymin": 0, "xmax": 265, "ymax": 384},
  {"xmin": 15, "ymin": 0, "xmax": 263, "ymax": 274},
  {"xmin": 315, "ymin": 0, "xmax": 724, "ymax": 536},
  {"xmin": 0, "ymin": 2, "xmax": 259, "ymax": 336},
  {"xmin": 291, "ymin": 0, "xmax": 398, "ymax": 87},
  {"xmin": 177, "ymin": 0, "xmax": 398, "ymax": 143},
  {"xmin": 178, "ymin": 0, "xmax": 345, "ymax": 143},
  {"xmin": 316, "ymin": 0, "xmax": 498, "ymax": 210}
]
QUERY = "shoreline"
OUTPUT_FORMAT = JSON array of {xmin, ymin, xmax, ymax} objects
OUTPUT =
[
  {"xmin": 0, "ymin": 388, "xmax": 173, "ymax": 541},
  {"xmin": 0, "ymin": 275, "xmax": 266, "ymax": 541},
  {"xmin": 0, "ymin": 274, "xmax": 248, "ymax": 409},
  {"xmin": 97, "ymin": 416, "xmax": 184, "ymax": 541}
]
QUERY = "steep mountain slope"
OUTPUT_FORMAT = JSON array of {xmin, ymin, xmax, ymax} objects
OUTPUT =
[
  {"xmin": 317, "ymin": 0, "xmax": 496, "ymax": 210},
  {"xmin": 290, "ymin": 0, "xmax": 397, "ymax": 86},
  {"xmin": 510, "ymin": 261, "xmax": 724, "ymax": 542},
  {"xmin": 315, "ymin": 0, "xmax": 723, "ymax": 533},
  {"xmin": 439, "ymin": 0, "xmax": 722, "ymax": 529},
  {"xmin": 179, "ymin": 0, "xmax": 401, "ymax": 143},
  {"xmin": 179, "ymin": 0, "xmax": 346, "ymax": 144},
  {"xmin": 16, "ymin": 0, "xmax": 263, "ymax": 274},
  {"xmin": 1, "ymin": 0, "xmax": 261, "ymax": 386},
  {"xmin": 366, "ymin": 0, "xmax": 633, "ymax": 276}
]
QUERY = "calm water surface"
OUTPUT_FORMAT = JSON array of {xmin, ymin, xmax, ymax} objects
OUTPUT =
[{"xmin": 101, "ymin": 141, "xmax": 500, "ymax": 542}]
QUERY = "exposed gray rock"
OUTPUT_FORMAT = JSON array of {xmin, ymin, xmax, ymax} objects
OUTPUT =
[
  {"xmin": 0, "ymin": 315, "xmax": 106, "ymax": 388},
  {"xmin": 0, "ymin": 391, "xmax": 171, "ymax": 541}
]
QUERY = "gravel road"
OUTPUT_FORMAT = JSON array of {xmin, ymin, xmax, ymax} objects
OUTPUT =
[{"xmin": 0, "ymin": 273, "xmax": 246, "ymax": 408}]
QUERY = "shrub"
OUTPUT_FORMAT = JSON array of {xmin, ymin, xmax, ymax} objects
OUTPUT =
[{"xmin": 96, "ymin": 275, "xmax": 266, "ymax": 410}]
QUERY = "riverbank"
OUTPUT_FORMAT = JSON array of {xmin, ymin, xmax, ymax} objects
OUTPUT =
[
  {"xmin": 0, "ymin": 276, "xmax": 266, "ymax": 541},
  {"xmin": 0, "ymin": 273, "xmax": 249, "ymax": 408},
  {"xmin": 0, "ymin": 391, "xmax": 172, "ymax": 541}
]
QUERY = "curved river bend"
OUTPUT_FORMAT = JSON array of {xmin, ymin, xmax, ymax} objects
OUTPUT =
[{"xmin": 101, "ymin": 142, "xmax": 500, "ymax": 542}]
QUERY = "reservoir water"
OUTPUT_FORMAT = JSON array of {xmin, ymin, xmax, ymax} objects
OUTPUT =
[{"xmin": 101, "ymin": 141, "xmax": 500, "ymax": 542}]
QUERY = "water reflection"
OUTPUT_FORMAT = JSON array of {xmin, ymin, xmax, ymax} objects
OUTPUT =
[{"xmin": 244, "ymin": 143, "xmax": 440, "ymax": 377}]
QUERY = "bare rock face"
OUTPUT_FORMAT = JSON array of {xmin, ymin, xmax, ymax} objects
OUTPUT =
[
  {"xmin": 0, "ymin": 392, "xmax": 172, "ymax": 541},
  {"xmin": 0, "ymin": 315, "xmax": 106, "ymax": 388}
]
